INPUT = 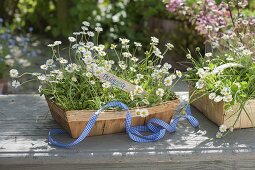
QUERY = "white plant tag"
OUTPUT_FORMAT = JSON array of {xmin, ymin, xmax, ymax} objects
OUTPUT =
[
  {"xmin": 95, "ymin": 71, "xmax": 137, "ymax": 93},
  {"xmin": 212, "ymin": 63, "xmax": 244, "ymax": 74}
]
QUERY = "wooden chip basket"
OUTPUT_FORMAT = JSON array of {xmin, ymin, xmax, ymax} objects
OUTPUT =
[
  {"xmin": 189, "ymin": 86, "xmax": 255, "ymax": 129},
  {"xmin": 46, "ymin": 98, "xmax": 179, "ymax": 138}
]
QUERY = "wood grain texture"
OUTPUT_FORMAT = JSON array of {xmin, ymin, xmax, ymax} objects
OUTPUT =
[
  {"xmin": 2, "ymin": 93, "xmax": 255, "ymax": 169},
  {"xmin": 0, "ymin": 79, "xmax": 8, "ymax": 94},
  {"xmin": 46, "ymin": 98, "xmax": 179, "ymax": 138},
  {"xmin": 189, "ymin": 86, "xmax": 255, "ymax": 129}
]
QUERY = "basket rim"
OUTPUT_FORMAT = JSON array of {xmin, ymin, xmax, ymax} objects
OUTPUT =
[{"xmin": 45, "ymin": 95, "xmax": 179, "ymax": 113}]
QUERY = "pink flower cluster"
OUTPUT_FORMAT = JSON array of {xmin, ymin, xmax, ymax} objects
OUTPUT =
[
  {"xmin": 166, "ymin": 0, "xmax": 184, "ymax": 12},
  {"xmin": 195, "ymin": 1, "xmax": 229, "ymax": 37},
  {"xmin": 165, "ymin": 0, "xmax": 230, "ymax": 40},
  {"xmin": 165, "ymin": 0, "xmax": 255, "ymax": 58}
]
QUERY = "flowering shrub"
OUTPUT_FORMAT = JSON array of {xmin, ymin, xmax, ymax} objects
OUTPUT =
[
  {"xmin": 164, "ymin": 0, "xmax": 255, "ymax": 49},
  {"xmin": 0, "ymin": 18, "xmax": 39, "ymax": 79},
  {"xmin": 10, "ymin": 22, "xmax": 181, "ymax": 114},
  {"xmin": 5, "ymin": 0, "xmax": 169, "ymax": 44}
]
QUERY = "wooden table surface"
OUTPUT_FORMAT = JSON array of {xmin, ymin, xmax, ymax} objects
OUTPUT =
[{"xmin": 1, "ymin": 93, "xmax": 255, "ymax": 170}]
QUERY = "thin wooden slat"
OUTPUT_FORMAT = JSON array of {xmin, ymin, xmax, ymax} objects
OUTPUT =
[{"xmin": 189, "ymin": 86, "xmax": 255, "ymax": 129}]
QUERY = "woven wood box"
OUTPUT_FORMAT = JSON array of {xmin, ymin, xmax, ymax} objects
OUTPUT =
[
  {"xmin": 46, "ymin": 98, "xmax": 179, "ymax": 138},
  {"xmin": 189, "ymin": 87, "xmax": 255, "ymax": 129}
]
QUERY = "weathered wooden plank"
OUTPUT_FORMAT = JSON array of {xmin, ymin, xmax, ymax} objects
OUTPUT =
[
  {"xmin": 1, "ymin": 93, "xmax": 255, "ymax": 169},
  {"xmin": 2, "ymin": 160, "xmax": 255, "ymax": 170}
]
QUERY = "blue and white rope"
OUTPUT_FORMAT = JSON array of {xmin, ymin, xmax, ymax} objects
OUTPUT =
[{"xmin": 48, "ymin": 101, "xmax": 199, "ymax": 147}]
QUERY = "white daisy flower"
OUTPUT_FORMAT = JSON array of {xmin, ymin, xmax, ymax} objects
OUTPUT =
[
  {"xmin": 65, "ymin": 63, "xmax": 79, "ymax": 73},
  {"xmin": 82, "ymin": 21, "xmax": 90, "ymax": 27},
  {"xmin": 131, "ymin": 57, "xmax": 138, "ymax": 62},
  {"xmin": 110, "ymin": 44, "xmax": 117, "ymax": 49},
  {"xmin": 38, "ymin": 85, "xmax": 42, "ymax": 93},
  {"xmin": 54, "ymin": 41, "xmax": 62, "ymax": 45},
  {"xmin": 134, "ymin": 79, "xmax": 140, "ymax": 85},
  {"xmin": 9, "ymin": 69, "xmax": 19, "ymax": 78},
  {"xmin": 98, "ymin": 51, "xmax": 106, "ymax": 57},
  {"xmin": 170, "ymin": 74, "xmax": 177, "ymax": 80},
  {"xmin": 47, "ymin": 44, "xmax": 55, "ymax": 47},
  {"xmin": 81, "ymin": 26, "xmax": 88, "ymax": 31},
  {"xmin": 205, "ymin": 52, "xmax": 212, "ymax": 57},
  {"xmin": 40, "ymin": 64, "xmax": 48, "ymax": 70},
  {"xmin": 122, "ymin": 52, "xmax": 132, "ymax": 58},
  {"xmin": 223, "ymin": 94, "xmax": 233, "ymax": 102},
  {"xmin": 153, "ymin": 47, "xmax": 162, "ymax": 58},
  {"xmin": 130, "ymin": 67, "xmax": 136, "ymax": 72},
  {"xmin": 156, "ymin": 88, "xmax": 165, "ymax": 97},
  {"xmin": 135, "ymin": 109, "xmax": 142, "ymax": 117},
  {"xmin": 104, "ymin": 63, "xmax": 112, "ymax": 71},
  {"xmin": 119, "ymin": 38, "xmax": 130, "ymax": 45},
  {"xmin": 71, "ymin": 77, "xmax": 77, "ymax": 82},
  {"xmin": 83, "ymin": 51, "xmax": 92, "ymax": 58},
  {"xmin": 56, "ymin": 72, "xmax": 64, "ymax": 80},
  {"xmin": 134, "ymin": 86, "xmax": 144, "ymax": 95},
  {"xmin": 226, "ymin": 56, "xmax": 234, "ymax": 61},
  {"xmin": 220, "ymin": 87, "xmax": 231, "ymax": 95},
  {"xmin": 37, "ymin": 74, "xmax": 46, "ymax": 81},
  {"xmin": 136, "ymin": 74, "xmax": 144, "ymax": 80},
  {"xmin": 73, "ymin": 32, "xmax": 81, "ymax": 35},
  {"xmin": 187, "ymin": 67, "xmax": 192, "ymax": 71},
  {"xmin": 165, "ymin": 43, "xmax": 174, "ymax": 50},
  {"xmin": 82, "ymin": 56, "xmax": 94, "ymax": 65},
  {"xmin": 164, "ymin": 76, "xmax": 173, "ymax": 86},
  {"xmin": 140, "ymin": 109, "xmax": 149, "ymax": 117},
  {"xmin": 46, "ymin": 59, "xmax": 54, "ymax": 66},
  {"xmin": 59, "ymin": 58, "xmax": 68, "ymax": 64},
  {"xmin": 12, "ymin": 80, "xmax": 20, "ymax": 88},
  {"xmin": 93, "ymin": 66, "xmax": 105, "ymax": 76},
  {"xmin": 90, "ymin": 80, "xmax": 95, "ymax": 85},
  {"xmin": 219, "ymin": 124, "xmax": 227, "ymax": 133},
  {"xmin": 195, "ymin": 79, "xmax": 204, "ymax": 89},
  {"xmin": 214, "ymin": 95, "xmax": 223, "ymax": 102},
  {"xmin": 86, "ymin": 72, "xmax": 93, "ymax": 78},
  {"xmin": 216, "ymin": 132, "xmax": 223, "ymax": 138},
  {"xmin": 134, "ymin": 42, "xmax": 142, "ymax": 47},
  {"xmin": 102, "ymin": 82, "xmax": 111, "ymax": 88},
  {"xmin": 196, "ymin": 68, "xmax": 208, "ymax": 78},
  {"xmin": 68, "ymin": 37, "xmax": 76, "ymax": 42},
  {"xmin": 78, "ymin": 46, "xmax": 86, "ymax": 53},
  {"xmin": 176, "ymin": 70, "xmax": 182, "ymax": 78},
  {"xmin": 186, "ymin": 54, "xmax": 192, "ymax": 59},
  {"xmin": 87, "ymin": 31, "xmax": 95, "ymax": 37},
  {"xmin": 5, "ymin": 54, "xmax": 11, "ymax": 59},
  {"xmin": 95, "ymin": 27, "xmax": 103, "ymax": 32},
  {"xmin": 5, "ymin": 59, "xmax": 14, "ymax": 67},
  {"xmin": 119, "ymin": 63, "xmax": 127, "ymax": 70},
  {"xmin": 135, "ymin": 108, "xmax": 149, "ymax": 117},
  {"xmin": 163, "ymin": 63, "xmax": 172, "ymax": 70},
  {"xmin": 150, "ymin": 36, "xmax": 159, "ymax": 45},
  {"xmin": 242, "ymin": 49, "xmax": 253, "ymax": 56},
  {"xmin": 130, "ymin": 91, "xmax": 134, "ymax": 101},
  {"xmin": 209, "ymin": 93, "xmax": 216, "ymax": 100}
]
